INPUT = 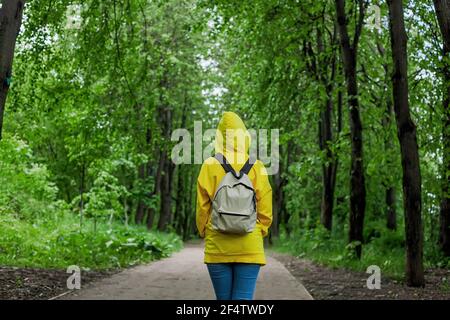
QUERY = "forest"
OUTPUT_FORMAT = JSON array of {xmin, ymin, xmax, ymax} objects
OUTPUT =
[{"xmin": 0, "ymin": 0, "xmax": 449, "ymax": 299}]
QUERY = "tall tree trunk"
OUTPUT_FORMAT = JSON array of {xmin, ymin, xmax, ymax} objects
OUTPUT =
[
  {"xmin": 157, "ymin": 105, "xmax": 174, "ymax": 231},
  {"xmin": 325, "ymin": 81, "xmax": 343, "ymax": 227},
  {"xmin": 386, "ymin": 187, "xmax": 397, "ymax": 230},
  {"xmin": 174, "ymin": 165, "xmax": 185, "ymax": 234},
  {"xmin": 136, "ymin": 124, "xmax": 154, "ymax": 226},
  {"xmin": 335, "ymin": 0, "xmax": 367, "ymax": 258},
  {"xmin": 135, "ymin": 163, "xmax": 146, "ymax": 224},
  {"xmin": 122, "ymin": 181, "xmax": 133, "ymax": 227},
  {"xmin": 320, "ymin": 87, "xmax": 336, "ymax": 231},
  {"xmin": 384, "ymin": 101, "xmax": 397, "ymax": 231},
  {"xmin": 440, "ymin": 115, "xmax": 450, "ymax": 255},
  {"xmin": 330, "ymin": 85, "xmax": 342, "ymax": 218},
  {"xmin": 377, "ymin": 39, "xmax": 398, "ymax": 230},
  {"xmin": 336, "ymin": 83, "xmax": 343, "ymax": 135},
  {"xmin": 158, "ymin": 152, "xmax": 174, "ymax": 231},
  {"xmin": 79, "ymin": 163, "xmax": 86, "ymax": 232},
  {"xmin": 186, "ymin": 171, "xmax": 194, "ymax": 237},
  {"xmin": 387, "ymin": 0, "xmax": 425, "ymax": 287},
  {"xmin": 272, "ymin": 142, "xmax": 286, "ymax": 240},
  {"xmin": 182, "ymin": 169, "xmax": 192, "ymax": 241},
  {"xmin": 174, "ymin": 99, "xmax": 188, "ymax": 235},
  {"xmin": 272, "ymin": 164, "xmax": 282, "ymax": 239},
  {"xmin": 0, "ymin": 0, "xmax": 25, "ymax": 140},
  {"xmin": 319, "ymin": 24, "xmax": 339, "ymax": 232},
  {"xmin": 281, "ymin": 141, "xmax": 293, "ymax": 234},
  {"xmin": 433, "ymin": 0, "xmax": 450, "ymax": 257},
  {"xmin": 306, "ymin": 24, "xmax": 339, "ymax": 232},
  {"xmin": 147, "ymin": 151, "xmax": 164, "ymax": 229}
]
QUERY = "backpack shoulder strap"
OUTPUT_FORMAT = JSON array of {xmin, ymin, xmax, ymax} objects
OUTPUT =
[
  {"xmin": 214, "ymin": 153, "xmax": 239, "ymax": 178},
  {"xmin": 240, "ymin": 157, "xmax": 255, "ymax": 175},
  {"xmin": 214, "ymin": 153, "xmax": 256, "ymax": 179}
]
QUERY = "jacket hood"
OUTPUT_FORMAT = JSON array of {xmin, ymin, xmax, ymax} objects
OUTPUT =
[{"xmin": 215, "ymin": 112, "xmax": 251, "ymax": 163}]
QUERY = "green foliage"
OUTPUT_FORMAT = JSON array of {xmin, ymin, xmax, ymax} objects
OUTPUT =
[
  {"xmin": 6, "ymin": 0, "xmax": 206, "ymax": 240},
  {"xmin": 204, "ymin": 0, "xmax": 450, "ymax": 284},
  {"xmin": 273, "ymin": 226, "xmax": 407, "ymax": 280},
  {"xmin": 0, "ymin": 213, "xmax": 182, "ymax": 269},
  {"xmin": 0, "ymin": 134, "xmax": 182, "ymax": 269},
  {"xmin": 1, "ymin": 0, "xmax": 449, "ymax": 284},
  {"xmin": 274, "ymin": 218, "xmax": 450, "ymax": 281},
  {"xmin": 0, "ymin": 135, "xmax": 58, "ymax": 220},
  {"xmin": 71, "ymin": 171, "xmax": 128, "ymax": 222}
]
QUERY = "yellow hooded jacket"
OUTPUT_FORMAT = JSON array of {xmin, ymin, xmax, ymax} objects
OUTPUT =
[{"xmin": 196, "ymin": 112, "xmax": 273, "ymax": 265}]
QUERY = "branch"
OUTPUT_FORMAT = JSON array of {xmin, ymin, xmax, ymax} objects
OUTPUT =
[{"xmin": 112, "ymin": 0, "xmax": 138, "ymax": 105}]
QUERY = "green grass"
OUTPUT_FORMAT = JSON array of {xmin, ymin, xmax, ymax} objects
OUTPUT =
[
  {"xmin": 272, "ymin": 225, "xmax": 411, "ymax": 281},
  {"xmin": 272, "ymin": 223, "xmax": 450, "ymax": 283},
  {"xmin": 0, "ymin": 213, "xmax": 183, "ymax": 270}
]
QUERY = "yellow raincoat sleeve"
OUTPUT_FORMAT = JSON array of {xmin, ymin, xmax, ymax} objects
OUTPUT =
[
  {"xmin": 196, "ymin": 161, "xmax": 213, "ymax": 238},
  {"xmin": 254, "ymin": 161, "xmax": 273, "ymax": 237}
]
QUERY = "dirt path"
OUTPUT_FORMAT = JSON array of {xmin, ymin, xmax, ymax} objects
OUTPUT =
[
  {"xmin": 62, "ymin": 243, "xmax": 312, "ymax": 300},
  {"xmin": 272, "ymin": 251, "xmax": 450, "ymax": 300}
]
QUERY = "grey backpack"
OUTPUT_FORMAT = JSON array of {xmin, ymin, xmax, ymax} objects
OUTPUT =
[{"xmin": 211, "ymin": 153, "xmax": 256, "ymax": 234}]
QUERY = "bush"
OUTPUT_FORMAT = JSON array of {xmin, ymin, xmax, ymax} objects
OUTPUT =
[
  {"xmin": 0, "ymin": 213, "xmax": 182, "ymax": 269},
  {"xmin": 0, "ymin": 134, "xmax": 182, "ymax": 270},
  {"xmin": 0, "ymin": 135, "xmax": 58, "ymax": 220},
  {"xmin": 273, "ymin": 225, "xmax": 406, "ymax": 280}
]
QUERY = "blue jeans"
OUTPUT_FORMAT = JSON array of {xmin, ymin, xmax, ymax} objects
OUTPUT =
[{"xmin": 206, "ymin": 263, "xmax": 260, "ymax": 300}]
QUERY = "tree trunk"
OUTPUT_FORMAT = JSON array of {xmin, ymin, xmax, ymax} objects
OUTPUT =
[
  {"xmin": 272, "ymin": 144, "xmax": 284, "ymax": 239},
  {"xmin": 79, "ymin": 163, "xmax": 86, "ymax": 232},
  {"xmin": 271, "ymin": 170, "xmax": 281, "ymax": 240},
  {"xmin": 147, "ymin": 151, "xmax": 164, "ymax": 229},
  {"xmin": 319, "ymin": 28, "xmax": 338, "ymax": 232},
  {"xmin": 157, "ymin": 103, "xmax": 174, "ymax": 231},
  {"xmin": 386, "ymin": 187, "xmax": 397, "ymax": 230},
  {"xmin": 123, "ymin": 181, "xmax": 133, "ymax": 228},
  {"xmin": 306, "ymin": 24, "xmax": 339, "ymax": 232},
  {"xmin": 137, "ymin": 122, "xmax": 154, "ymax": 225},
  {"xmin": 281, "ymin": 141, "xmax": 293, "ymax": 234},
  {"xmin": 135, "ymin": 163, "xmax": 147, "ymax": 224},
  {"xmin": 182, "ymin": 170, "xmax": 192, "ymax": 241},
  {"xmin": 433, "ymin": 0, "xmax": 450, "ymax": 257},
  {"xmin": 377, "ymin": 38, "xmax": 398, "ymax": 230},
  {"xmin": 187, "ymin": 171, "xmax": 195, "ymax": 237},
  {"xmin": 175, "ymin": 165, "xmax": 185, "ymax": 234},
  {"xmin": 158, "ymin": 152, "xmax": 174, "ymax": 231},
  {"xmin": 335, "ymin": 0, "xmax": 366, "ymax": 258},
  {"xmin": 320, "ymin": 89, "xmax": 336, "ymax": 231},
  {"xmin": 387, "ymin": 0, "xmax": 425, "ymax": 287},
  {"xmin": 384, "ymin": 103, "xmax": 397, "ymax": 231},
  {"xmin": 0, "ymin": 0, "xmax": 25, "ymax": 140},
  {"xmin": 174, "ymin": 100, "xmax": 188, "ymax": 235},
  {"xmin": 123, "ymin": 198, "xmax": 129, "ymax": 228}
]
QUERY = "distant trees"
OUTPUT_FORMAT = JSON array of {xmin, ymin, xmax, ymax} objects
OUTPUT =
[
  {"xmin": 207, "ymin": 0, "xmax": 447, "ymax": 287},
  {"xmin": 302, "ymin": 11, "xmax": 340, "ymax": 232},
  {"xmin": 7, "ymin": 0, "xmax": 207, "ymax": 237}
]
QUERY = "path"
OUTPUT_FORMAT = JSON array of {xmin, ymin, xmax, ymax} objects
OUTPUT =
[{"xmin": 62, "ymin": 243, "xmax": 312, "ymax": 300}]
